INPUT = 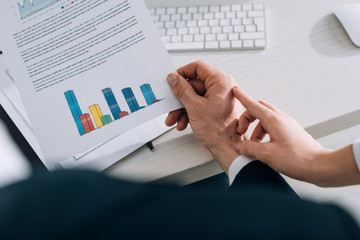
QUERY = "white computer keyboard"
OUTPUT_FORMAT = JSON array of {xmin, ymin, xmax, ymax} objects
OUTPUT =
[{"xmin": 149, "ymin": 3, "xmax": 266, "ymax": 52}]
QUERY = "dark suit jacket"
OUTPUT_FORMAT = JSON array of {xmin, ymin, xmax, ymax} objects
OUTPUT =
[{"xmin": 0, "ymin": 160, "xmax": 359, "ymax": 239}]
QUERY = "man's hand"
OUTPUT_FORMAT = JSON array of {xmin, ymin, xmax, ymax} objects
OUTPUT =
[
  {"xmin": 233, "ymin": 86, "xmax": 360, "ymax": 187},
  {"xmin": 166, "ymin": 61, "xmax": 243, "ymax": 175}
]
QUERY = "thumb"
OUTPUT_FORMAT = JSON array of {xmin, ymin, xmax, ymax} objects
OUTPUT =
[
  {"xmin": 167, "ymin": 73, "xmax": 200, "ymax": 107},
  {"xmin": 236, "ymin": 140, "xmax": 272, "ymax": 163}
]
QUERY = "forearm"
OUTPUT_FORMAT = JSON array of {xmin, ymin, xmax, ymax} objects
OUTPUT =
[{"xmin": 313, "ymin": 144, "xmax": 360, "ymax": 187}]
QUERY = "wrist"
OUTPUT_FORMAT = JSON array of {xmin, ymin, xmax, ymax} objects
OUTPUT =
[
  {"xmin": 209, "ymin": 142, "xmax": 239, "ymax": 176},
  {"xmin": 312, "ymin": 145, "xmax": 360, "ymax": 187}
]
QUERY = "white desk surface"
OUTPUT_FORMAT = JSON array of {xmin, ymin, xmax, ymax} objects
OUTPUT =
[
  {"xmin": 105, "ymin": 0, "xmax": 360, "ymax": 184},
  {"xmin": 1, "ymin": 0, "xmax": 360, "ymax": 186}
]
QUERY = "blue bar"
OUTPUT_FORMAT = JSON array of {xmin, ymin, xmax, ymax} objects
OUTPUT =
[
  {"xmin": 122, "ymin": 88, "xmax": 141, "ymax": 113},
  {"xmin": 64, "ymin": 90, "xmax": 86, "ymax": 136},
  {"xmin": 140, "ymin": 84, "xmax": 157, "ymax": 105},
  {"xmin": 102, "ymin": 88, "xmax": 121, "ymax": 120}
]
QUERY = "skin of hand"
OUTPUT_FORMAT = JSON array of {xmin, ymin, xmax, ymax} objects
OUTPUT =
[
  {"xmin": 233, "ymin": 86, "xmax": 360, "ymax": 187},
  {"xmin": 165, "ymin": 61, "xmax": 244, "ymax": 175}
]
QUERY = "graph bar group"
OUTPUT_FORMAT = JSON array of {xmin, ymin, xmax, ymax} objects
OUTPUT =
[
  {"xmin": 65, "ymin": 84, "xmax": 161, "ymax": 136},
  {"xmin": 18, "ymin": 0, "xmax": 58, "ymax": 19}
]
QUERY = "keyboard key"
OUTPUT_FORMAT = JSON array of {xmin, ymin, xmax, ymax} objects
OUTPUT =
[
  {"xmin": 242, "ymin": 4, "xmax": 252, "ymax": 11},
  {"xmin": 240, "ymin": 32, "xmax": 265, "ymax": 40},
  {"xmin": 167, "ymin": 7, "xmax": 176, "ymax": 14},
  {"xmin": 231, "ymin": 40, "xmax": 243, "ymax": 48},
  {"xmin": 182, "ymin": 13, "xmax": 192, "ymax": 20},
  {"xmin": 183, "ymin": 35, "xmax": 194, "ymax": 42},
  {"xmin": 242, "ymin": 18, "xmax": 253, "ymax": 25},
  {"xmin": 156, "ymin": 8, "xmax": 166, "ymax": 15},
  {"xmin": 177, "ymin": 7, "xmax": 187, "ymax": 14},
  {"xmin": 248, "ymin": 11, "xmax": 264, "ymax": 17},
  {"xmin": 176, "ymin": 21, "xmax": 186, "ymax": 28},
  {"xmin": 171, "ymin": 14, "xmax": 181, "ymax": 21},
  {"xmin": 217, "ymin": 33, "xmax": 227, "ymax": 41},
  {"xmin": 220, "ymin": 41, "xmax": 231, "ymax": 48},
  {"xmin": 171, "ymin": 35, "xmax": 182, "ymax": 43},
  {"xmin": 215, "ymin": 12, "xmax": 225, "ymax": 19},
  {"xmin": 209, "ymin": 19, "xmax": 219, "ymax": 26},
  {"xmin": 228, "ymin": 33, "xmax": 239, "ymax": 40},
  {"xmin": 178, "ymin": 28, "xmax": 188, "ymax": 35},
  {"xmin": 211, "ymin": 26, "xmax": 222, "ymax": 34},
  {"xmin": 165, "ymin": 42, "xmax": 204, "ymax": 50},
  {"xmin": 188, "ymin": 6, "xmax": 198, "ymax": 13},
  {"xmin": 161, "ymin": 36, "xmax": 170, "ymax": 43},
  {"xmin": 160, "ymin": 15, "xmax": 170, "ymax": 22},
  {"xmin": 204, "ymin": 13, "xmax": 214, "ymax": 20},
  {"xmin": 226, "ymin": 12, "xmax": 236, "ymax": 19},
  {"xmin": 245, "ymin": 25, "xmax": 256, "ymax": 32},
  {"xmin": 234, "ymin": 26, "xmax": 245, "ymax": 32},
  {"xmin": 187, "ymin": 20, "xmax": 197, "ymax": 27},
  {"xmin": 194, "ymin": 34, "xmax": 205, "ymax": 42},
  {"xmin": 167, "ymin": 28, "xmax": 177, "ymax": 35},
  {"xmin": 220, "ymin": 19, "xmax": 230, "ymax": 26},
  {"xmin": 189, "ymin": 27, "xmax": 200, "ymax": 34},
  {"xmin": 205, "ymin": 34, "xmax": 216, "ymax": 41},
  {"xmin": 231, "ymin": 19, "xmax": 242, "ymax": 25},
  {"xmin": 237, "ymin": 11, "xmax": 247, "ymax": 18},
  {"xmin": 210, "ymin": 5, "xmax": 220, "ymax": 12},
  {"xmin": 220, "ymin": 5, "xmax": 231, "ymax": 12},
  {"xmin": 205, "ymin": 41, "xmax": 219, "ymax": 49},
  {"xmin": 165, "ymin": 21, "xmax": 175, "ymax": 28},
  {"xmin": 193, "ymin": 13, "xmax": 203, "ymax": 20},
  {"xmin": 200, "ymin": 27, "xmax": 211, "ymax": 34},
  {"xmin": 253, "ymin": 4, "xmax": 264, "ymax": 10},
  {"xmin": 198, "ymin": 20, "xmax": 208, "ymax": 27},
  {"xmin": 223, "ymin": 26, "xmax": 233, "ymax": 33},
  {"xmin": 243, "ymin": 40, "xmax": 254, "ymax": 48},
  {"xmin": 255, "ymin": 39, "xmax": 266, "ymax": 48}
]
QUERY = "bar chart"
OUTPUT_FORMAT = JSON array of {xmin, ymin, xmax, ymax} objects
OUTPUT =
[
  {"xmin": 65, "ymin": 84, "xmax": 162, "ymax": 136},
  {"xmin": 18, "ymin": 0, "xmax": 59, "ymax": 19}
]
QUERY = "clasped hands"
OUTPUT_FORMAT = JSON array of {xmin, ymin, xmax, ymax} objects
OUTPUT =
[{"xmin": 166, "ymin": 61, "xmax": 360, "ymax": 187}]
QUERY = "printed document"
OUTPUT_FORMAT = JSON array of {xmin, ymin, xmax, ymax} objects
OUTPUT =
[{"xmin": 0, "ymin": 0, "xmax": 181, "ymax": 165}]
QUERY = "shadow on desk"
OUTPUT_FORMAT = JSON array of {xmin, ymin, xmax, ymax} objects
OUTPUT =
[{"xmin": 0, "ymin": 105, "xmax": 47, "ymax": 173}]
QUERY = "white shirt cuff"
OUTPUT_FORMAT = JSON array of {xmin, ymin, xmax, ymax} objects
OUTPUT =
[
  {"xmin": 353, "ymin": 138, "xmax": 360, "ymax": 173},
  {"xmin": 228, "ymin": 155, "xmax": 255, "ymax": 186}
]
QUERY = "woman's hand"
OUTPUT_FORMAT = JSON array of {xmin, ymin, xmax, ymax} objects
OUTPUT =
[{"xmin": 233, "ymin": 86, "xmax": 360, "ymax": 187}]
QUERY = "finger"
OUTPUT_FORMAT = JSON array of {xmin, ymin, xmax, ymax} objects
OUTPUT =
[
  {"xmin": 188, "ymin": 78, "xmax": 206, "ymax": 96},
  {"xmin": 237, "ymin": 110, "xmax": 256, "ymax": 135},
  {"xmin": 235, "ymin": 140, "xmax": 273, "ymax": 163},
  {"xmin": 165, "ymin": 109, "xmax": 183, "ymax": 126},
  {"xmin": 259, "ymin": 100, "xmax": 279, "ymax": 112},
  {"xmin": 177, "ymin": 60, "xmax": 222, "ymax": 81},
  {"xmin": 251, "ymin": 121, "xmax": 267, "ymax": 142},
  {"xmin": 176, "ymin": 113, "xmax": 189, "ymax": 131},
  {"xmin": 167, "ymin": 73, "xmax": 201, "ymax": 108},
  {"xmin": 233, "ymin": 86, "xmax": 273, "ymax": 121}
]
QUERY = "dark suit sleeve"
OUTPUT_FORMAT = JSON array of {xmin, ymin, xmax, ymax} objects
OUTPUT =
[
  {"xmin": 229, "ymin": 160, "xmax": 299, "ymax": 198},
  {"xmin": 0, "ymin": 170, "xmax": 359, "ymax": 239}
]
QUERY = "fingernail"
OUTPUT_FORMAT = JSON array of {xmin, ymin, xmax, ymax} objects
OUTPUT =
[{"xmin": 167, "ymin": 74, "xmax": 178, "ymax": 88}]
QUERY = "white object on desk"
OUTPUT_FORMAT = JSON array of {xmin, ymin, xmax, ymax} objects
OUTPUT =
[
  {"xmin": 149, "ymin": 3, "xmax": 266, "ymax": 51},
  {"xmin": 334, "ymin": 4, "xmax": 360, "ymax": 47}
]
